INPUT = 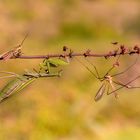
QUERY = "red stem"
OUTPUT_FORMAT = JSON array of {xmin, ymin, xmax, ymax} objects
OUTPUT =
[{"xmin": 11, "ymin": 51, "xmax": 136, "ymax": 60}]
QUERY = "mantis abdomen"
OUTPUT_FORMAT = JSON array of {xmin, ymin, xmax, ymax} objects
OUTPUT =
[{"xmin": 0, "ymin": 76, "xmax": 35, "ymax": 102}]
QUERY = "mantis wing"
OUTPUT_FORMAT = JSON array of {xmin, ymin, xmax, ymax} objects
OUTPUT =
[
  {"xmin": 44, "ymin": 58, "xmax": 69, "ymax": 67},
  {"xmin": 0, "ymin": 76, "xmax": 35, "ymax": 103},
  {"xmin": 40, "ymin": 58, "xmax": 69, "ymax": 73},
  {"xmin": 48, "ymin": 58, "xmax": 69, "ymax": 66}
]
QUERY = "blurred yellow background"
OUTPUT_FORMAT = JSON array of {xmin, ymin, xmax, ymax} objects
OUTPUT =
[{"xmin": 0, "ymin": 0, "xmax": 140, "ymax": 140}]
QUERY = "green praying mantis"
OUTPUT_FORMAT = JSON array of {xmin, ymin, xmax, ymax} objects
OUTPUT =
[{"xmin": 0, "ymin": 58, "xmax": 69, "ymax": 103}]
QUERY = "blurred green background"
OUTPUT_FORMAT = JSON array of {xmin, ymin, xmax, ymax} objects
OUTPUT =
[{"xmin": 1, "ymin": 0, "xmax": 140, "ymax": 140}]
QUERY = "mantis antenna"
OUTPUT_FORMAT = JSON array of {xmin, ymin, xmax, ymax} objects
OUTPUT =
[{"xmin": 18, "ymin": 33, "xmax": 29, "ymax": 48}]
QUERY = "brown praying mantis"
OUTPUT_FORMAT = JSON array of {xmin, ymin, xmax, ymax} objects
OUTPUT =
[{"xmin": 0, "ymin": 33, "xmax": 28, "ymax": 61}]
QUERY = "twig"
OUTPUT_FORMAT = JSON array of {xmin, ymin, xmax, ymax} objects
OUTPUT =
[
  {"xmin": 0, "ymin": 44, "xmax": 139, "ymax": 60},
  {"xmin": 6, "ymin": 51, "xmax": 138, "ymax": 60}
]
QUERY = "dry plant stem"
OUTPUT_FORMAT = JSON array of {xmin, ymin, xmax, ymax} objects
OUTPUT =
[
  {"xmin": 0, "ymin": 43, "xmax": 139, "ymax": 60},
  {"xmin": 4, "ymin": 51, "xmax": 138, "ymax": 60}
]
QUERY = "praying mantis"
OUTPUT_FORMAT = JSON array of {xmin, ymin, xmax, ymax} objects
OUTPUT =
[
  {"xmin": 0, "ymin": 33, "xmax": 28, "ymax": 61},
  {"xmin": 0, "ymin": 57, "xmax": 69, "ymax": 103}
]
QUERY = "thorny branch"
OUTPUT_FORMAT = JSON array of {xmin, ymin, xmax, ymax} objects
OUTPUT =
[{"xmin": 0, "ymin": 44, "xmax": 140, "ymax": 60}]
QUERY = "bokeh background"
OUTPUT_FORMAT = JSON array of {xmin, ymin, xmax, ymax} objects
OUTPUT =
[{"xmin": 0, "ymin": 0, "xmax": 140, "ymax": 140}]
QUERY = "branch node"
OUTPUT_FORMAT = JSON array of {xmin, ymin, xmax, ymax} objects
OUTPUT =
[
  {"xmin": 113, "ymin": 49, "xmax": 119, "ymax": 57},
  {"xmin": 105, "ymin": 51, "xmax": 113, "ymax": 59},
  {"xmin": 59, "ymin": 54, "xmax": 65, "ymax": 58},
  {"xmin": 45, "ymin": 56, "xmax": 49, "ymax": 59},
  {"xmin": 133, "ymin": 45, "xmax": 140, "ymax": 54},
  {"xmin": 129, "ymin": 48, "xmax": 136, "ymax": 55},
  {"xmin": 83, "ymin": 49, "xmax": 91, "ymax": 57},
  {"xmin": 120, "ymin": 45, "xmax": 126, "ymax": 55}
]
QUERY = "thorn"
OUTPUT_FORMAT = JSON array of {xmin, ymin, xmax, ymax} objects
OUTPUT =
[
  {"xmin": 129, "ymin": 48, "xmax": 136, "ymax": 55},
  {"xmin": 104, "ymin": 56, "xmax": 108, "ymax": 59},
  {"xmin": 83, "ymin": 49, "xmax": 91, "ymax": 57},
  {"xmin": 59, "ymin": 54, "xmax": 65, "ymax": 58},
  {"xmin": 113, "ymin": 49, "xmax": 119, "ymax": 57},
  {"xmin": 120, "ymin": 45, "xmax": 126, "ymax": 54},
  {"xmin": 69, "ymin": 49, "xmax": 73, "ymax": 58}
]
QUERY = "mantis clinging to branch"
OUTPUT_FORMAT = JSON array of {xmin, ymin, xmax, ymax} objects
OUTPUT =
[
  {"xmin": 0, "ymin": 33, "xmax": 28, "ymax": 61},
  {"xmin": 0, "ymin": 57, "xmax": 69, "ymax": 103}
]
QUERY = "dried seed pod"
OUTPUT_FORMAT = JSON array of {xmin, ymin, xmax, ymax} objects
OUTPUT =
[
  {"xmin": 133, "ymin": 45, "xmax": 140, "ymax": 54},
  {"xmin": 111, "ymin": 42, "xmax": 118, "ymax": 45},
  {"xmin": 63, "ymin": 46, "xmax": 68, "ymax": 52}
]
